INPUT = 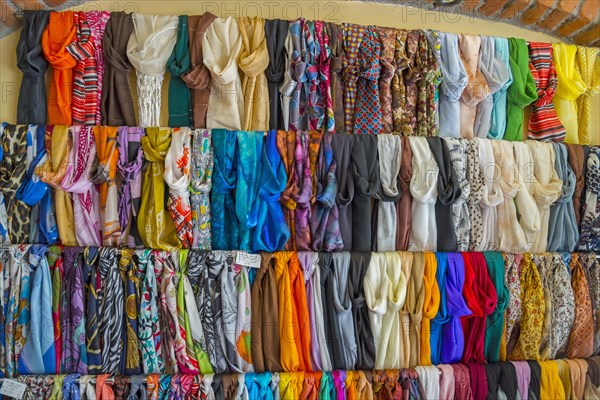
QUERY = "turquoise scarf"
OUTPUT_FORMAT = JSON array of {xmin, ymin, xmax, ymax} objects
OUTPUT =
[
  {"xmin": 236, "ymin": 131, "xmax": 263, "ymax": 251},
  {"xmin": 167, "ymin": 16, "xmax": 192, "ymax": 127}
]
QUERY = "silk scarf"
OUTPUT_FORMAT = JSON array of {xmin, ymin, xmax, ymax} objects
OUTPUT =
[
  {"xmin": 512, "ymin": 142, "xmax": 542, "ymax": 252},
  {"xmin": 354, "ymin": 26, "xmax": 382, "ymax": 134},
  {"xmin": 280, "ymin": 28, "xmax": 296, "ymax": 132},
  {"xmin": 61, "ymin": 247, "xmax": 86, "ymax": 373},
  {"xmin": 483, "ymin": 251, "xmax": 509, "ymax": 363},
  {"xmin": 489, "ymin": 37, "xmax": 513, "ymax": 140},
  {"xmin": 327, "ymin": 23, "xmax": 344, "ymax": 132},
  {"xmin": 265, "ymin": 19, "xmax": 289, "ymax": 130},
  {"xmin": 190, "ymin": 129, "xmax": 213, "ymax": 249},
  {"xmin": 288, "ymin": 252, "xmax": 313, "ymax": 372},
  {"xmin": 397, "ymin": 136, "xmax": 413, "ymax": 251},
  {"xmin": 98, "ymin": 247, "xmax": 123, "ymax": 374},
  {"xmin": 377, "ymin": 27, "xmax": 397, "ymax": 133},
  {"xmin": 420, "ymin": 252, "xmax": 439, "ymax": 366},
  {"xmin": 167, "ymin": 16, "xmax": 192, "ymax": 127},
  {"xmin": 82, "ymin": 247, "xmax": 101, "ymax": 374},
  {"xmin": 315, "ymin": 21, "xmax": 333, "ymax": 132},
  {"xmin": 236, "ymin": 131, "xmax": 263, "ymax": 252},
  {"xmin": 120, "ymin": 249, "xmax": 141, "ymax": 375},
  {"xmin": 478, "ymin": 139, "xmax": 503, "ymax": 251},
  {"xmin": 87, "ymin": 10, "xmax": 110, "ymax": 125},
  {"xmin": 437, "ymin": 32, "xmax": 468, "ymax": 138},
  {"xmin": 405, "ymin": 252, "xmax": 425, "ymax": 367},
  {"xmin": 459, "ymin": 34, "xmax": 490, "ymax": 139},
  {"xmin": 211, "ymin": 129, "xmax": 238, "ymax": 250},
  {"xmin": 445, "ymin": 138, "xmax": 470, "ymax": 251},
  {"xmin": 205, "ymin": 252, "xmax": 228, "ymax": 373},
  {"xmin": 117, "ymin": 126, "xmax": 144, "ymax": 248},
  {"xmin": 303, "ymin": 20, "xmax": 324, "ymax": 132},
  {"xmin": 277, "ymin": 130, "xmax": 298, "ymax": 250}
]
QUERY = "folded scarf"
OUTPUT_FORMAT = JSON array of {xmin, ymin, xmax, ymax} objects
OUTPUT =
[
  {"xmin": 576, "ymin": 46, "xmax": 600, "ymax": 145},
  {"xmin": 354, "ymin": 26, "xmax": 382, "ymax": 134},
  {"xmin": 512, "ymin": 142, "xmax": 541, "ymax": 252},
  {"xmin": 437, "ymin": 32, "xmax": 468, "ymax": 137},
  {"xmin": 505, "ymin": 38, "xmax": 538, "ymax": 141},
  {"xmin": 211, "ymin": 129, "xmax": 238, "ymax": 250},
  {"xmin": 553, "ymin": 43, "xmax": 587, "ymax": 143},
  {"xmin": 319, "ymin": 253, "xmax": 344, "ymax": 370},
  {"xmin": 127, "ymin": 14, "xmax": 178, "ymax": 127},
  {"xmin": 459, "ymin": 34, "xmax": 490, "ymax": 139},
  {"xmin": 190, "ymin": 129, "xmax": 213, "ymax": 249},
  {"xmin": 205, "ymin": 252, "xmax": 228, "ymax": 373},
  {"xmin": 376, "ymin": 134, "xmax": 401, "ymax": 251},
  {"xmin": 117, "ymin": 126, "xmax": 144, "ymax": 248},
  {"xmin": 351, "ymin": 135, "xmax": 379, "ymax": 251},
  {"xmin": 331, "ymin": 134, "xmax": 354, "ymax": 250},
  {"xmin": 16, "ymin": 11, "xmax": 50, "ymax": 125},
  {"xmin": 236, "ymin": 131, "xmax": 263, "ymax": 251},
  {"xmin": 489, "ymin": 37, "xmax": 513, "ymax": 140},
  {"xmin": 167, "ymin": 16, "xmax": 192, "ymax": 127},
  {"xmin": 327, "ymin": 23, "xmax": 344, "ymax": 133},
  {"xmin": 342, "ymin": 23, "xmax": 366, "ymax": 133},
  {"xmin": 101, "ymin": 11, "xmax": 136, "ymax": 126},
  {"xmin": 138, "ymin": 128, "xmax": 181, "ymax": 250},
  {"xmin": 265, "ymin": 19, "xmax": 289, "ymax": 130},
  {"xmin": 87, "ymin": 10, "xmax": 110, "ymax": 124},
  {"xmin": 484, "ymin": 251, "xmax": 509, "ymax": 363},
  {"xmin": 579, "ymin": 147, "xmax": 599, "ymax": 251},
  {"xmin": 203, "ymin": 17, "xmax": 244, "ymax": 130},
  {"xmin": 246, "ymin": 373, "xmax": 273, "ymax": 400},
  {"xmin": 527, "ymin": 42, "xmax": 566, "ymax": 141},
  {"xmin": 582, "ymin": 254, "xmax": 600, "ymax": 355},
  {"xmin": 42, "ymin": 12, "xmax": 76, "ymax": 125}
]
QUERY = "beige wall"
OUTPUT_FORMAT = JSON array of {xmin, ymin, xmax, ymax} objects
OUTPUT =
[{"xmin": 0, "ymin": 0, "xmax": 597, "ymax": 143}]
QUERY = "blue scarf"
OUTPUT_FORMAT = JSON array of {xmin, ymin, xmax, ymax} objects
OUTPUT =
[
  {"xmin": 489, "ymin": 38, "xmax": 513, "ymax": 140},
  {"xmin": 437, "ymin": 33, "xmax": 468, "ymax": 138},
  {"xmin": 62, "ymin": 374, "xmax": 81, "ymax": 400},
  {"xmin": 430, "ymin": 252, "xmax": 449, "ymax": 365},
  {"xmin": 236, "ymin": 131, "xmax": 263, "ymax": 251},
  {"xmin": 245, "ymin": 373, "xmax": 273, "ymax": 400}
]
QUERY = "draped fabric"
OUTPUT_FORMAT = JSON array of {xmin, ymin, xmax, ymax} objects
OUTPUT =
[
  {"xmin": 354, "ymin": 26, "xmax": 382, "ymax": 134},
  {"xmin": 331, "ymin": 134, "xmax": 353, "ymax": 251},
  {"xmin": 527, "ymin": 42, "xmax": 566, "ymax": 141},
  {"xmin": 287, "ymin": 18, "xmax": 307, "ymax": 133},
  {"xmin": 437, "ymin": 32, "xmax": 467, "ymax": 138},
  {"xmin": 188, "ymin": 130, "xmax": 213, "ymax": 250},
  {"xmin": 236, "ymin": 131, "xmax": 262, "ymax": 252},
  {"xmin": 167, "ymin": 16, "xmax": 192, "ymax": 128},
  {"xmin": 377, "ymin": 27, "xmax": 397, "ymax": 133},
  {"xmin": 489, "ymin": 38, "xmax": 513, "ymax": 140},
  {"xmin": 61, "ymin": 247, "xmax": 86, "ymax": 374},
  {"xmin": 459, "ymin": 34, "xmax": 490, "ymax": 139},
  {"xmin": 483, "ymin": 251, "xmax": 509, "ymax": 364},
  {"xmin": 548, "ymin": 142, "xmax": 578, "ymax": 252},
  {"xmin": 576, "ymin": 46, "xmax": 600, "ymax": 145},
  {"xmin": 466, "ymin": 139, "xmax": 484, "ymax": 251},
  {"xmin": 120, "ymin": 250, "xmax": 142, "ymax": 375},
  {"xmin": 445, "ymin": 139, "xmax": 470, "ymax": 251},
  {"xmin": 405, "ymin": 253, "xmax": 425, "ymax": 368},
  {"xmin": 506, "ymin": 38, "xmax": 538, "ymax": 141},
  {"xmin": 138, "ymin": 128, "xmax": 181, "ymax": 251},
  {"xmin": 583, "ymin": 254, "xmax": 600, "ymax": 355},
  {"xmin": 376, "ymin": 134, "xmax": 401, "ymax": 251},
  {"xmin": 265, "ymin": 20, "xmax": 289, "ymax": 130},
  {"xmin": 127, "ymin": 14, "xmax": 178, "ymax": 127},
  {"xmin": 553, "ymin": 43, "xmax": 587, "ymax": 144},
  {"xmin": 580, "ymin": 146, "xmax": 599, "ymax": 251},
  {"xmin": 303, "ymin": 20, "xmax": 324, "ymax": 132},
  {"xmin": 82, "ymin": 247, "xmax": 101, "ymax": 374},
  {"xmin": 238, "ymin": 17, "xmax": 269, "ymax": 131},
  {"xmin": 503, "ymin": 253, "xmax": 522, "ymax": 360},
  {"xmin": 342, "ymin": 24, "xmax": 365, "ymax": 133},
  {"xmin": 117, "ymin": 126, "xmax": 144, "ymax": 248},
  {"xmin": 295, "ymin": 131, "xmax": 322, "ymax": 251},
  {"xmin": 403, "ymin": 30, "xmax": 420, "ymax": 137},
  {"xmin": 330, "ymin": 253, "xmax": 357, "ymax": 370},
  {"xmin": 512, "ymin": 142, "xmax": 541, "ymax": 253},
  {"xmin": 87, "ymin": 10, "xmax": 110, "ymax": 125},
  {"xmin": 16, "ymin": 11, "xmax": 50, "ymax": 125},
  {"xmin": 203, "ymin": 17, "xmax": 244, "ymax": 130},
  {"xmin": 211, "ymin": 129, "xmax": 238, "ymax": 250},
  {"xmin": 101, "ymin": 11, "xmax": 136, "ymax": 126},
  {"xmin": 42, "ymin": 11, "xmax": 76, "ymax": 125},
  {"xmin": 91, "ymin": 126, "xmax": 121, "ymax": 247},
  {"xmin": 351, "ymin": 135, "xmax": 379, "ymax": 251},
  {"xmin": 319, "ymin": 253, "xmax": 344, "ymax": 370}
]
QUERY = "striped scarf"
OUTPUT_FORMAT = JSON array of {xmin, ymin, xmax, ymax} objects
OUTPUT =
[{"xmin": 98, "ymin": 247, "xmax": 124, "ymax": 374}]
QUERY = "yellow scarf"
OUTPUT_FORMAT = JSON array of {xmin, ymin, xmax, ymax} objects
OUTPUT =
[
  {"xmin": 539, "ymin": 361, "xmax": 566, "ymax": 400},
  {"xmin": 575, "ymin": 46, "xmax": 600, "ymax": 145}
]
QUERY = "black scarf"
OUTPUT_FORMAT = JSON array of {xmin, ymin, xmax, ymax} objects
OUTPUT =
[
  {"xmin": 265, "ymin": 19, "xmax": 289, "ymax": 130},
  {"xmin": 332, "ymin": 134, "xmax": 354, "ymax": 251},
  {"xmin": 349, "ymin": 252, "xmax": 375, "ymax": 370}
]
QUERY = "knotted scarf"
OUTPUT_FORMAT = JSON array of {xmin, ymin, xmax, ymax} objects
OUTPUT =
[
  {"xmin": 238, "ymin": 16, "xmax": 269, "ymax": 130},
  {"xmin": 452, "ymin": 364, "xmax": 473, "ymax": 399},
  {"xmin": 164, "ymin": 127, "xmax": 193, "ymax": 247},
  {"xmin": 576, "ymin": 46, "xmax": 600, "ymax": 145},
  {"xmin": 330, "ymin": 252, "xmax": 357, "ymax": 370},
  {"xmin": 287, "ymin": 18, "xmax": 307, "ymax": 132},
  {"xmin": 120, "ymin": 250, "xmax": 141, "ymax": 375},
  {"xmin": 42, "ymin": 11, "xmax": 76, "ymax": 125},
  {"xmin": 4, "ymin": 245, "xmax": 28, "ymax": 376},
  {"xmin": 445, "ymin": 138, "xmax": 470, "ymax": 251},
  {"xmin": 138, "ymin": 128, "xmax": 181, "ymax": 250},
  {"xmin": 91, "ymin": 126, "xmax": 121, "ymax": 246},
  {"xmin": 206, "ymin": 251, "xmax": 228, "ymax": 373},
  {"xmin": 95, "ymin": 374, "xmax": 115, "ymax": 400},
  {"xmin": 62, "ymin": 125, "xmax": 101, "ymax": 246},
  {"xmin": 98, "ymin": 247, "xmax": 123, "ymax": 374},
  {"xmin": 397, "ymin": 136, "xmax": 413, "ymax": 251},
  {"xmin": 376, "ymin": 134, "xmax": 401, "ymax": 251},
  {"xmin": 506, "ymin": 38, "xmax": 538, "ymax": 141},
  {"xmin": 117, "ymin": 126, "xmax": 144, "ymax": 248},
  {"xmin": 276, "ymin": 130, "xmax": 297, "ymax": 250},
  {"xmin": 475, "ymin": 36, "xmax": 510, "ymax": 138},
  {"xmin": 420, "ymin": 252, "xmax": 439, "ymax": 366},
  {"xmin": 539, "ymin": 361, "xmax": 567, "ymax": 400},
  {"xmin": 127, "ymin": 14, "xmax": 178, "ymax": 127},
  {"xmin": 553, "ymin": 43, "xmax": 588, "ymax": 143},
  {"xmin": 483, "ymin": 251, "xmax": 509, "ymax": 363},
  {"xmin": 377, "ymin": 27, "xmax": 398, "ymax": 133},
  {"xmin": 548, "ymin": 254, "xmax": 575, "ymax": 360},
  {"xmin": 61, "ymin": 247, "xmax": 86, "ymax": 373},
  {"xmin": 265, "ymin": 19, "xmax": 289, "ymax": 130},
  {"xmin": 285, "ymin": 253, "xmax": 312, "ymax": 372},
  {"xmin": 87, "ymin": 10, "xmax": 110, "ymax": 124},
  {"xmin": 567, "ymin": 253, "xmax": 594, "ymax": 358},
  {"xmin": 236, "ymin": 131, "xmax": 262, "ymax": 251},
  {"xmin": 512, "ymin": 142, "xmax": 541, "ymax": 252},
  {"xmin": 67, "ymin": 12, "xmax": 98, "ymax": 125},
  {"xmin": 301, "ymin": 371, "xmax": 321, "ymax": 400},
  {"xmin": 347, "ymin": 252, "xmax": 375, "ymax": 370},
  {"xmin": 351, "ymin": 135, "xmax": 379, "ymax": 251},
  {"xmin": 408, "ymin": 137, "xmax": 438, "ymax": 251},
  {"xmin": 245, "ymin": 373, "xmax": 273, "ymax": 400},
  {"xmin": 466, "ymin": 139, "xmax": 484, "ymax": 251},
  {"xmin": 211, "ymin": 129, "xmax": 238, "ymax": 250},
  {"xmin": 527, "ymin": 42, "xmax": 566, "ymax": 141},
  {"xmin": 580, "ymin": 147, "xmax": 599, "ymax": 251},
  {"xmin": 417, "ymin": 30, "xmax": 442, "ymax": 137},
  {"xmin": 459, "ymin": 34, "xmax": 490, "ymax": 139},
  {"xmin": 315, "ymin": 21, "xmax": 333, "ymax": 132},
  {"xmin": 327, "ymin": 23, "xmax": 344, "ymax": 133},
  {"xmin": 437, "ymin": 32, "xmax": 468, "ymax": 137},
  {"xmin": 406, "ymin": 252, "xmax": 425, "ymax": 367},
  {"xmin": 489, "ymin": 37, "xmax": 513, "ymax": 140},
  {"xmin": 253, "ymin": 130, "xmax": 290, "ymax": 252},
  {"xmin": 311, "ymin": 132, "xmax": 342, "ymax": 251},
  {"xmin": 82, "ymin": 247, "xmax": 101, "ymax": 374},
  {"xmin": 294, "ymin": 131, "xmax": 321, "ymax": 250},
  {"xmin": 127, "ymin": 375, "xmax": 147, "ymax": 400},
  {"xmin": 190, "ymin": 129, "xmax": 213, "ymax": 249},
  {"xmin": 354, "ymin": 26, "xmax": 382, "ymax": 134},
  {"xmin": 203, "ymin": 17, "xmax": 244, "ymax": 130},
  {"xmin": 16, "ymin": 11, "xmax": 50, "ymax": 125},
  {"xmin": 101, "ymin": 11, "xmax": 136, "ymax": 126},
  {"xmin": 167, "ymin": 16, "xmax": 192, "ymax": 127},
  {"xmin": 47, "ymin": 247, "xmax": 64, "ymax": 374},
  {"xmin": 479, "ymin": 140, "xmax": 503, "ymax": 251},
  {"xmin": 303, "ymin": 21, "xmax": 324, "ymax": 132},
  {"xmin": 342, "ymin": 23, "xmax": 366, "ymax": 133},
  {"xmin": 330, "ymin": 134, "xmax": 353, "ymax": 250}
]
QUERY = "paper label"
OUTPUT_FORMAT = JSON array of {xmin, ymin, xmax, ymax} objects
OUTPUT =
[
  {"xmin": 0, "ymin": 379, "xmax": 27, "ymax": 399},
  {"xmin": 236, "ymin": 251, "xmax": 262, "ymax": 268}
]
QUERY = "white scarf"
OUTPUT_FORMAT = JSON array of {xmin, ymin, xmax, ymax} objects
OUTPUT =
[
  {"xmin": 445, "ymin": 138, "xmax": 471, "ymax": 251},
  {"xmin": 203, "ymin": 17, "xmax": 244, "ymax": 130},
  {"xmin": 513, "ymin": 142, "xmax": 542, "ymax": 252},
  {"xmin": 438, "ymin": 32, "xmax": 468, "ymax": 138},
  {"xmin": 398, "ymin": 252, "xmax": 413, "ymax": 369},
  {"xmin": 364, "ymin": 252, "xmax": 388, "ymax": 370},
  {"xmin": 526, "ymin": 141, "xmax": 563, "ymax": 252},
  {"xmin": 477, "ymin": 139, "xmax": 503, "ymax": 251},
  {"xmin": 79, "ymin": 375, "xmax": 96, "ymax": 400},
  {"xmin": 280, "ymin": 30, "xmax": 295, "ymax": 131},
  {"xmin": 164, "ymin": 127, "xmax": 193, "ymax": 247},
  {"xmin": 127, "ymin": 14, "xmax": 178, "ymax": 127},
  {"xmin": 416, "ymin": 366, "xmax": 441, "ymax": 400},
  {"xmin": 382, "ymin": 251, "xmax": 407, "ymax": 370},
  {"xmin": 377, "ymin": 134, "xmax": 401, "ymax": 251},
  {"xmin": 408, "ymin": 137, "xmax": 438, "ymax": 251}
]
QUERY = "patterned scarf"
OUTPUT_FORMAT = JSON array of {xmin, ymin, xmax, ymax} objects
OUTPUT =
[
  {"xmin": 277, "ymin": 130, "xmax": 298, "ymax": 250},
  {"xmin": 153, "ymin": 252, "xmax": 176, "ymax": 374},
  {"xmin": 342, "ymin": 24, "xmax": 365, "ymax": 133},
  {"xmin": 576, "ymin": 46, "xmax": 600, "ymax": 144},
  {"xmin": 567, "ymin": 253, "xmax": 594, "ymax": 358},
  {"xmin": 62, "ymin": 373, "xmax": 81, "ymax": 400},
  {"xmin": 293, "ymin": 132, "xmax": 313, "ymax": 250},
  {"xmin": 579, "ymin": 147, "xmax": 600, "ymax": 251},
  {"xmin": 417, "ymin": 30, "xmax": 442, "ymax": 137},
  {"xmin": 392, "ymin": 29, "xmax": 409, "ymax": 133},
  {"xmin": 120, "ymin": 249, "xmax": 141, "ymax": 375},
  {"xmin": 315, "ymin": 21, "xmax": 333, "ymax": 132},
  {"xmin": 303, "ymin": 21, "xmax": 324, "ymax": 131},
  {"xmin": 98, "ymin": 247, "xmax": 124, "ymax": 374},
  {"xmin": 61, "ymin": 247, "xmax": 87, "ymax": 373},
  {"xmin": 48, "ymin": 374, "xmax": 66, "ymax": 400},
  {"xmin": 12, "ymin": 244, "xmax": 32, "ymax": 371},
  {"xmin": 67, "ymin": 12, "xmax": 98, "ymax": 125},
  {"xmin": 236, "ymin": 131, "xmax": 263, "ymax": 251},
  {"xmin": 117, "ymin": 127, "xmax": 145, "ymax": 248},
  {"xmin": 289, "ymin": 18, "xmax": 307, "ymax": 132},
  {"xmin": 190, "ymin": 129, "xmax": 213, "ymax": 250},
  {"xmin": 445, "ymin": 139, "xmax": 470, "ymax": 251},
  {"xmin": 582, "ymin": 254, "xmax": 600, "ymax": 355},
  {"xmin": 377, "ymin": 27, "xmax": 397, "ymax": 133},
  {"xmin": 82, "ymin": 247, "xmax": 101, "ymax": 374},
  {"xmin": 167, "ymin": 15, "xmax": 192, "ymax": 128},
  {"xmin": 86, "ymin": 10, "xmax": 110, "ymax": 124},
  {"xmin": 354, "ymin": 26, "xmax": 382, "ymax": 134},
  {"xmin": 46, "ymin": 245, "xmax": 63, "ymax": 373},
  {"xmin": 206, "ymin": 251, "xmax": 228, "ymax": 373},
  {"xmin": 326, "ymin": 23, "xmax": 344, "ymax": 133}
]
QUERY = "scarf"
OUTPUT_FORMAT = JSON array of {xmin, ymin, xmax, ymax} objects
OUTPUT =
[
  {"xmin": 502, "ymin": 253, "xmax": 522, "ymax": 360},
  {"xmin": 319, "ymin": 253, "xmax": 343, "ymax": 370},
  {"xmin": 98, "ymin": 247, "xmax": 123, "ymax": 374},
  {"xmin": 580, "ymin": 147, "xmax": 599, "ymax": 251},
  {"xmin": 167, "ymin": 16, "xmax": 192, "ymax": 127},
  {"xmin": 280, "ymin": 28, "xmax": 295, "ymax": 132},
  {"xmin": 548, "ymin": 143, "xmax": 578, "ymax": 251},
  {"xmin": 206, "ymin": 252, "xmax": 227, "ymax": 373},
  {"xmin": 475, "ymin": 36, "xmax": 510, "ymax": 138},
  {"xmin": 62, "ymin": 247, "xmax": 87, "ymax": 373},
  {"xmin": 164, "ymin": 127, "xmax": 193, "ymax": 247},
  {"xmin": 417, "ymin": 30, "xmax": 442, "ymax": 137},
  {"xmin": 351, "ymin": 135, "xmax": 379, "ymax": 251},
  {"xmin": 276, "ymin": 131, "xmax": 297, "ymax": 250},
  {"xmin": 238, "ymin": 16, "xmax": 269, "ymax": 130},
  {"xmin": 315, "ymin": 21, "xmax": 333, "ymax": 132},
  {"xmin": 330, "ymin": 253, "xmax": 357, "ymax": 370},
  {"xmin": 383, "ymin": 252, "xmax": 409, "ymax": 369},
  {"xmin": 399, "ymin": 30, "xmax": 419, "ymax": 137},
  {"xmin": 415, "ymin": 366, "xmax": 439, "ymax": 400},
  {"xmin": 203, "ymin": 17, "xmax": 244, "ymax": 130},
  {"xmin": 286, "ymin": 253, "xmax": 312, "ymax": 373},
  {"xmin": 489, "ymin": 37, "xmax": 513, "ymax": 140},
  {"xmin": 101, "ymin": 11, "xmax": 135, "ymax": 126},
  {"xmin": 483, "ymin": 251, "xmax": 509, "ymax": 364},
  {"xmin": 419, "ymin": 252, "xmax": 439, "ymax": 366},
  {"xmin": 396, "ymin": 136, "xmax": 413, "ymax": 251},
  {"xmin": 438, "ymin": 364, "xmax": 455, "ymax": 400},
  {"xmin": 311, "ymin": 133, "xmax": 342, "ymax": 251},
  {"xmin": 301, "ymin": 371, "xmax": 320, "ymax": 400},
  {"xmin": 408, "ymin": 137, "xmax": 438, "ymax": 251},
  {"xmin": 91, "ymin": 126, "xmax": 121, "ymax": 246},
  {"xmin": 331, "ymin": 134, "xmax": 354, "ymax": 250},
  {"xmin": 81, "ymin": 247, "xmax": 101, "ymax": 374},
  {"xmin": 567, "ymin": 253, "xmax": 595, "ymax": 358},
  {"xmin": 566, "ymin": 142, "xmax": 589, "ymax": 224},
  {"xmin": 16, "ymin": 11, "xmax": 50, "ymax": 125},
  {"xmin": 539, "ymin": 361, "xmax": 567, "ymax": 400},
  {"xmin": 576, "ymin": 46, "xmax": 600, "ymax": 145},
  {"xmin": 347, "ymin": 252, "xmax": 375, "ymax": 370},
  {"xmin": 245, "ymin": 373, "xmax": 273, "ymax": 400},
  {"xmin": 583, "ymin": 254, "xmax": 600, "ymax": 355},
  {"xmin": 527, "ymin": 42, "xmax": 566, "ymax": 141},
  {"xmin": 512, "ymin": 142, "xmax": 542, "ymax": 252},
  {"xmin": 67, "ymin": 12, "xmax": 98, "ymax": 125},
  {"xmin": 127, "ymin": 14, "xmax": 178, "ymax": 127},
  {"xmin": 190, "ymin": 129, "xmax": 213, "ymax": 249},
  {"xmin": 354, "ymin": 26, "xmax": 382, "ymax": 134},
  {"xmin": 342, "ymin": 23, "xmax": 366, "ymax": 133},
  {"xmin": 253, "ymin": 130, "xmax": 290, "ymax": 252},
  {"xmin": 376, "ymin": 134, "xmax": 401, "ymax": 251},
  {"xmin": 327, "ymin": 23, "xmax": 344, "ymax": 133},
  {"xmin": 506, "ymin": 38, "xmax": 538, "ymax": 141},
  {"xmin": 236, "ymin": 131, "xmax": 263, "ymax": 251},
  {"xmin": 138, "ymin": 128, "xmax": 181, "ymax": 250},
  {"xmin": 95, "ymin": 374, "xmax": 115, "ymax": 400},
  {"xmin": 437, "ymin": 32, "xmax": 468, "ymax": 137},
  {"xmin": 478, "ymin": 143, "xmax": 503, "ymax": 251},
  {"xmin": 527, "ymin": 360, "xmax": 542, "ymax": 400},
  {"xmin": 265, "ymin": 19, "xmax": 289, "ymax": 130},
  {"xmin": 304, "ymin": 21, "xmax": 324, "ymax": 132},
  {"xmin": 459, "ymin": 34, "xmax": 490, "ymax": 139},
  {"xmin": 117, "ymin": 127, "xmax": 144, "ymax": 248},
  {"xmin": 466, "ymin": 139, "xmax": 484, "ymax": 251},
  {"xmin": 211, "ymin": 129, "xmax": 238, "ymax": 250},
  {"xmin": 511, "ymin": 361, "xmax": 531, "ymax": 400},
  {"xmin": 376, "ymin": 27, "xmax": 397, "ymax": 133},
  {"xmin": 62, "ymin": 125, "xmax": 101, "ymax": 246},
  {"xmin": 86, "ymin": 11, "xmax": 110, "ymax": 124},
  {"xmin": 548, "ymin": 254, "xmax": 575, "ymax": 360},
  {"xmin": 288, "ymin": 18, "xmax": 308, "ymax": 132},
  {"xmin": 445, "ymin": 139, "xmax": 470, "ymax": 251},
  {"xmin": 405, "ymin": 253, "xmax": 425, "ymax": 367},
  {"xmin": 120, "ymin": 250, "xmax": 141, "ymax": 375}
]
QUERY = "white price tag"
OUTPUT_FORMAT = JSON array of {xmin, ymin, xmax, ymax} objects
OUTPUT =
[
  {"xmin": 0, "ymin": 379, "xmax": 27, "ymax": 399},
  {"xmin": 236, "ymin": 251, "xmax": 262, "ymax": 268}
]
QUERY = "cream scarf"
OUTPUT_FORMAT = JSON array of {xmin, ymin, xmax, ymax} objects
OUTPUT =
[
  {"xmin": 526, "ymin": 141, "xmax": 562, "ymax": 252},
  {"xmin": 408, "ymin": 137, "xmax": 438, "ymax": 251},
  {"xmin": 513, "ymin": 142, "xmax": 541, "ymax": 252},
  {"xmin": 127, "ymin": 14, "xmax": 178, "ymax": 127},
  {"xmin": 377, "ymin": 134, "xmax": 401, "ymax": 251},
  {"xmin": 477, "ymin": 139, "xmax": 503, "ymax": 251},
  {"xmin": 364, "ymin": 252, "xmax": 388, "ymax": 370},
  {"xmin": 203, "ymin": 17, "xmax": 244, "ymax": 130},
  {"xmin": 405, "ymin": 252, "xmax": 425, "ymax": 368}
]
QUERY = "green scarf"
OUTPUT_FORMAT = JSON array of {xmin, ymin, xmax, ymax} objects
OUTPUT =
[
  {"xmin": 505, "ymin": 38, "xmax": 537, "ymax": 141},
  {"xmin": 167, "ymin": 16, "xmax": 192, "ymax": 127},
  {"xmin": 483, "ymin": 251, "xmax": 510, "ymax": 363}
]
